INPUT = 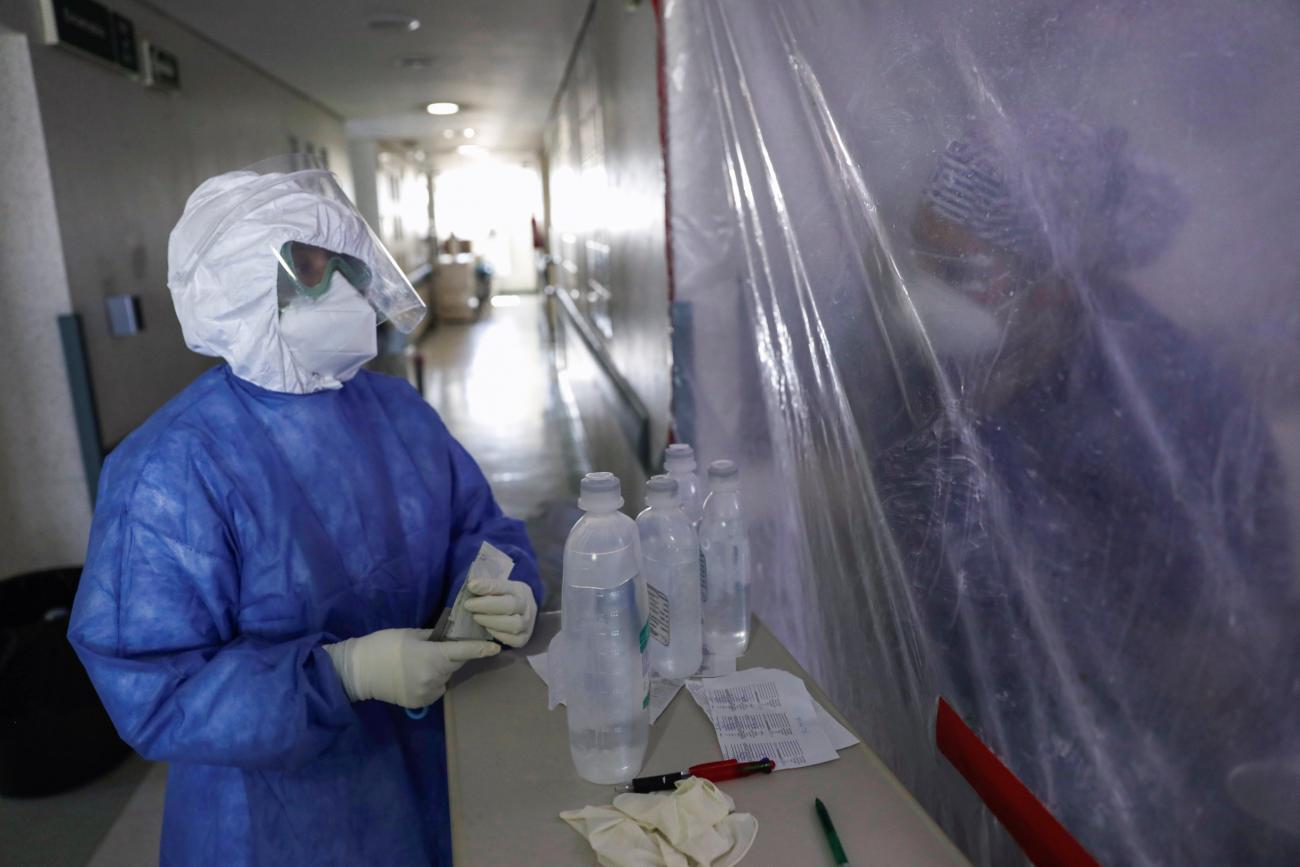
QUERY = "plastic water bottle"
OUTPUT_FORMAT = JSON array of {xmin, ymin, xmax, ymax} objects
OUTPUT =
[
  {"xmin": 665, "ymin": 444, "xmax": 708, "ymax": 623},
  {"xmin": 636, "ymin": 475, "xmax": 704, "ymax": 680},
  {"xmin": 664, "ymin": 444, "xmax": 703, "ymax": 525},
  {"xmin": 560, "ymin": 472, "xmax": 649, "ymax": 784},
  {"xmin": 700, "ymin": 460, "xmax": 751, "ymax": 656}
]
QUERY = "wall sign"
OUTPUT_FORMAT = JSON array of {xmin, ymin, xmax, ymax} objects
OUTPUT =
[
  {"xmin": 145, "ymin": 41, "xmax": 180, "ymax": 89},
  {"xmin": 42, "ymin": 0, "xmax": 140, "ymax": 76},
  {"xmin": 104, "ymin": 294, "xmax": 144, "ymax": 337}
]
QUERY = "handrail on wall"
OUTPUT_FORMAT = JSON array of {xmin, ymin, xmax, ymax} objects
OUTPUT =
[{"xmin": 551, "ymin": 284, "xmax": 654, "ymax": 473}]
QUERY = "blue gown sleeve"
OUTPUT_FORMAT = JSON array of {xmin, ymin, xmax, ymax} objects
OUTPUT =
[
  {"xmin": 443, "ymin": 435, "xmax": 543, "ymax": 608},
  {"xmin": 68, "ymin": 467, "xmax": 355, "ymax": 772}
]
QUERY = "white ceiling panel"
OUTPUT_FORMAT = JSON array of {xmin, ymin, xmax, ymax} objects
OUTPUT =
[{"xmin": 146, "ymin": 0, "xmax": 591, "ymax": 151}]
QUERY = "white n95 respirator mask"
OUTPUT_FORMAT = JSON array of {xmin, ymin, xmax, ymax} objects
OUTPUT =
[
  {"xmin": 278, "ymin": 274, "xmax": 378, "ymax": 388},
  {"xmin": 902, "ymin": 271, "xmax": 1002, "ymax": 361}
]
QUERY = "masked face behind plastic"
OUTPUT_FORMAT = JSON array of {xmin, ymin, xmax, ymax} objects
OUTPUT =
[
  {"xmin": 903, "ymin": 209, "xmax": 1080, "ymax": 415},
  {"xmin": 899, "ymin": 113, "xmax": 1188, "ymax": 414},
  {"xmin": 166, "ymin": 154, "xmax": 426, "ymax": 394}
]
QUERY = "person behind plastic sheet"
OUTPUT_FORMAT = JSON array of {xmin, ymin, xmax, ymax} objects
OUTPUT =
[
  {"xmin": 879, "ymin": 114, "xmax": 1296, "ymax": 857},
  {"xmin": 67, "ymin": 155, "xmax": 542, "ymax": 867}
]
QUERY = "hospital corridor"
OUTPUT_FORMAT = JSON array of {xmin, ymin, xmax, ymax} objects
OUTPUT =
[{"xmin": 2, "ymin": 1, "xmax": 1298, "ymax": 866}]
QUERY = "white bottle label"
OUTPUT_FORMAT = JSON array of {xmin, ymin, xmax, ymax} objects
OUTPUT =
[
  {"xmin": 647, "ymin": 583, "xmax": 671, "ymax": 646},
  {"xmin": 635, "ymin": 572, "xmax": 651, "ymax": 709}
]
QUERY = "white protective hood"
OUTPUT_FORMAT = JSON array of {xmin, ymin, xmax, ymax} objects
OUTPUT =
[{"xmin": 166, "ymin": 164, "xmax": 422, "ymax": 394}]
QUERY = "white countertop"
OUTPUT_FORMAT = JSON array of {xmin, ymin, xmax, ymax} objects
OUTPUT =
[{"xmin": 444, "ymin": 612, "xmax": 970, "ymax": 866}]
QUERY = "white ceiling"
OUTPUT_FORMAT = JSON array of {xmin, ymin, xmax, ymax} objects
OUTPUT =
[{"xmin": 149, "ymin": 0, "xmax": 591, "ymax": 152}]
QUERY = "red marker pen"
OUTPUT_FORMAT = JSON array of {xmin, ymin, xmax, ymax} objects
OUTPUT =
[{"xmin": 616, "ymin": 758, "xmax": 776, "ymax": 793}]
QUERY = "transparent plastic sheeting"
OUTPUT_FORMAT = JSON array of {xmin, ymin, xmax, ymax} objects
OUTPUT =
[{"xmin": 663, "ymin": 1, "xmax": 1300, "ymax": 863}]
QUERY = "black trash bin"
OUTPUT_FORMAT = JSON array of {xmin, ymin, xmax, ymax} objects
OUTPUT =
[{"xmin": 0, "ymin": 567, "xmax": 131, "ymax": 797}]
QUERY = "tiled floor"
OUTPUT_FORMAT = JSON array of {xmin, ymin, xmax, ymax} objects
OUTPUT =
[{"xmin": 0, "ymin": 293, "xmax": 589, "ymax": 864}]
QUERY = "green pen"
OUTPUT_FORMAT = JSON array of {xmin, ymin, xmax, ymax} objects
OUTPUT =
[{"xmin": 815, "ymin": 797, "xmax": 850, "ymax": 866}]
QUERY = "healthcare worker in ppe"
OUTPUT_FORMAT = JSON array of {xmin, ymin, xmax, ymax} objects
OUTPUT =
[
  {"xmin": 878, "ymin": 115, "xmax": 1296, "ymax": 860},
  {"xmin": 68, "ymin": 154, "xmax": 542, "ymax": 866}
]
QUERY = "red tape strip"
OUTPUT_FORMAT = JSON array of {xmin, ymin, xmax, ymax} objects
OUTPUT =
[
  {"xmin": 936, "ymin": 698, "xmax": 1101, "ymax": 867},
  {"xmin": 650, "ymin": 0, "xmax": 676, "ymax": 305}
]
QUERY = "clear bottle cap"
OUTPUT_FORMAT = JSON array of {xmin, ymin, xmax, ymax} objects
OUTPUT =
[
  {"xmin": 645, "ymin": 474, "xmax": 680, "ymax": 505},
  {"xmin": 664, "ymin": 443, "xmax": 697, "ymax": 473},
  {"xmin": 579, "ymin": 471, "xmax": 623, "ymax": 511},
  {"xmin": 707, "ymin": 459, "xmax": 740, "ymax": 491}
]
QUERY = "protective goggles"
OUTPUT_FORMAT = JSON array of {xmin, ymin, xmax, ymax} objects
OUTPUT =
[
  {"xmin": 913, "ymin": 248, "xmax": 1019, "ymax": 306},
  {"xmin": 275, "ymin": 240, "xmax": 373, "ymax": 305},
  {"xmin": 914, "ymin": 249, "xmax": 1001, "ymax": 287}
]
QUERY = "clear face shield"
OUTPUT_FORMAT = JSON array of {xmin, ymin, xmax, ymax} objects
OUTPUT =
[{"xmin": 171, "ymin": 153, "xmax": 427, "ymax": 334}]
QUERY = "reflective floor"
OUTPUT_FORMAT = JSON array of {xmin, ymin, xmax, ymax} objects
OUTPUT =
[
  {"xmin": 416, "ymin": 293, "xmax": 589, "ymax": 609},
  {"xmin": 0, "ymin": 293, "xmax": 588, "ymax": 865},
  {"xmin": 0, "ymin": 753, "xmax": 162, "ymax": 867}
]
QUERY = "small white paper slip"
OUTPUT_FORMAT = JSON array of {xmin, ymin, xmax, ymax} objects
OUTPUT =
[
  {"xmin": 525, "ymin": 651, "xmax": 684, "ymax": 725},
  {"xmin": 649, "ymin": 680, "xmax": 685, "ymax": 724},
  {"xmin": 814, "ymin": 699, "xmax": 861, "ymax": 751},
  {"xmin": 432, "ymin": 542, "xmax": 515, "ymax": 641},
  {"xmin": 685, "ymin": 667, "xmax": 838, "ymax": 770}
]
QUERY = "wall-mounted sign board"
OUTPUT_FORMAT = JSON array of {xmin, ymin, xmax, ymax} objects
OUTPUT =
[
  {"xmin": 144, "ymin": 40, "xmax": 180, "ymax": 89},
  {"xmin": 40, "ymin": 0, "xmax": 140, "ymax": 76},
  {"xmin": 104, "ymin": 294, "xmax": 144, "ymax": 337}
]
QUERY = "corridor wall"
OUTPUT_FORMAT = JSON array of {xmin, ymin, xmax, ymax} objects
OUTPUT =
[
  {"xmin": 544, "ymin": 0, "xmax": 671, "ymax": 508},
  {"xmin": 664, "ymin": 1, "xmax": 1300, "ymax": 863}
]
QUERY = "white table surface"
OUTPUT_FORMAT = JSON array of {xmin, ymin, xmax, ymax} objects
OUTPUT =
[{"xmin": 445, "ymin": 612, "xmax": 970, "ymax": 866}]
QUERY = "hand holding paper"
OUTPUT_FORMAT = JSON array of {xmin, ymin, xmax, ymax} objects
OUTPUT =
[{"xmin": 465, "ymin": 577, "xmax": 538, "ymax": 647}]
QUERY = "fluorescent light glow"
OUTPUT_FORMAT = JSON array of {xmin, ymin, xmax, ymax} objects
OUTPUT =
[
  {"xmin": 366, "ymin": 13, "xmax": 420, "ymax": 32},
  {"xmin": 490, "ymin": 294, "xmax": 522, "ymax": 308},
  {"xmin": 434, "ymin": 161, "xmax": 543, "ymax": 288},
  {"xmin": 457, "ymin": 145, "xmax": 488, "ymax": 158},
  {"xmin": 425, "ymin": 102, "xmax": 460, "ymax": 116},
  {"xmin": 463, "ymin": 128, "xmax": 476, "ymax": 138}
]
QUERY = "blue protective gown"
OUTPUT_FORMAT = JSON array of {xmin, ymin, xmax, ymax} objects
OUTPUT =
[
  {"xmin": 876, "ymin": 279, "xmax": 1295, "ymax": 860},
  {"xmin": 68, "ymin": 365, "xmax": 542, "ymax": 866}
]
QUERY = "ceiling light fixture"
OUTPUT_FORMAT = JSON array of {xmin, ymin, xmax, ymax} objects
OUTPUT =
[
  {"xmin": 425, "ymin": 101, "xmax": 460, "ymax": 116},
  {"xmin": 442, "ymin": 129, "xmax": 456, "ymax": 140},
  {"xmin": 366, "ymin": 13, "xmax": 420, "ymax": 32},
  {"xmin": 462, "ymin": 128, "xmax": 476, "ymax": 138}
]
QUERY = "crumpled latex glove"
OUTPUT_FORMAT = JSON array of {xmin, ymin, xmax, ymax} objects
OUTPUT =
[
  {"xmin": 323, "ymin": 628, "xmax": 499, "ymax": 708},
  {"xmin": 463, "ymin": 578, "xmax": 538, "ymax": 648},
  {"xmin": 560, "ymin": 777, "xmax": 758, "ymax": 867}
]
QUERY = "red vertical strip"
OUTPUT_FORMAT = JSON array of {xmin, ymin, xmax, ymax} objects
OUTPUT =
[
  {"xmin": 651, "ymin": 0, "xmax": 680, "ymax": 447},
  {"xmin": 936, "ymin": 699, "xmax": 1101, "ymax": 867},
  {"xmin": 651, "ymin": 0, "xmax": 676, "ymax": 304}
]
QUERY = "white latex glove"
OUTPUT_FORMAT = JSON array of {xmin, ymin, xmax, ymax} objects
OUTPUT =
[
  {"xmin": 323, "ymin": 628, "xmax": 499, "ymax": 708},
  {"xmin": 463, "ymin": 578, "xmax": 538, "ymax": 648},
  {"xmin": 561, "ymin": 777, "xmax": 758, "ymax": 867}
]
